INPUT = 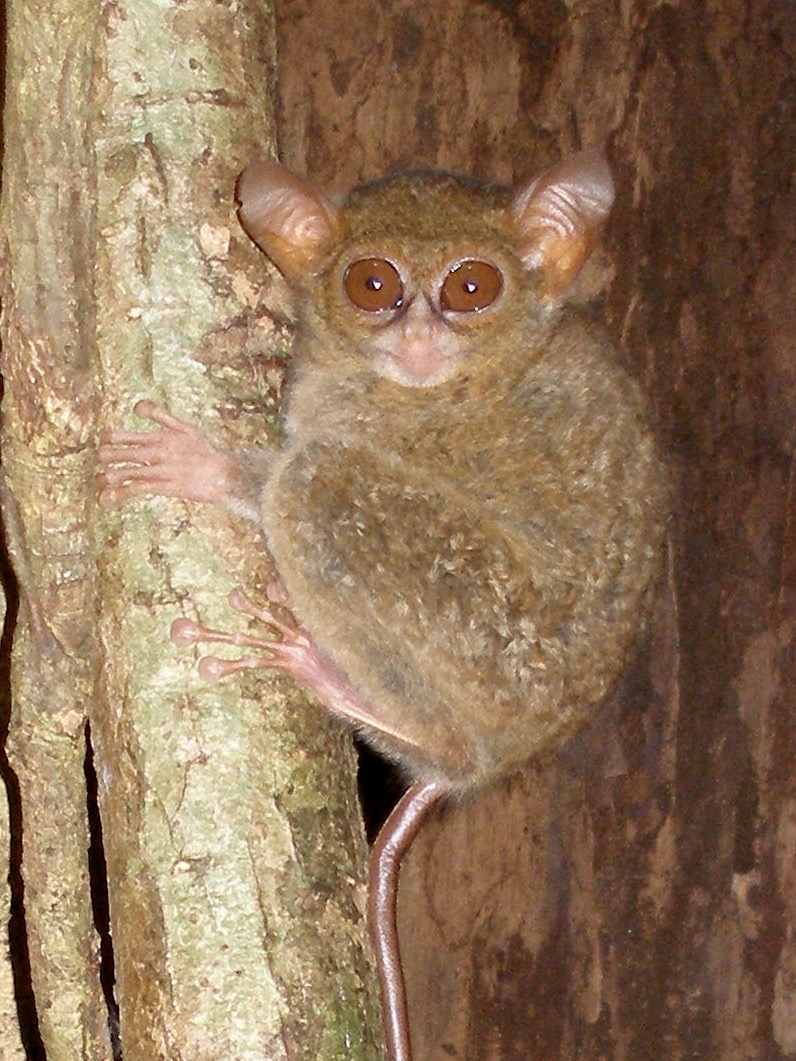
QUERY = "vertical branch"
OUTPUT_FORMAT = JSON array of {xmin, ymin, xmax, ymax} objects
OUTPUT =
[{"xmin": 91, "ymin": 0, "xmax": 383, "ymax": 1058}]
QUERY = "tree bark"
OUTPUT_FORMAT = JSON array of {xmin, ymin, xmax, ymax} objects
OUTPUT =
[
  {"xmin": 274, "ymin": 1, "xmax": 796, "ymax": 1058},
  {"xmin": 0, "ymin": 0, "xmax": 383, "ymax": 1058}
]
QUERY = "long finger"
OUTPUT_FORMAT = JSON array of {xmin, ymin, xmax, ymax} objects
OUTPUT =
[
  {"xmin": 99, "ymin": 463, "xmax": 185, "ymax": 487},
  {"xmin": 98, "ymin": 440, "xmax": 171, "ymax": 465},
  {"xmin": 98, "ymin": 478, "xmax": 191, "ymax": 505},
  {"xmin": 133, "ymin": 400, "xmax": 194, "ymax": 432},
  {"xmin": 99, "ymin": 428, "xmax": 165, "ymax": 447}
]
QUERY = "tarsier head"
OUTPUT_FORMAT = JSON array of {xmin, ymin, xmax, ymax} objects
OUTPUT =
[{"xmin": 236, "ymin": 153, "xmax": 614, "ymax": 387}]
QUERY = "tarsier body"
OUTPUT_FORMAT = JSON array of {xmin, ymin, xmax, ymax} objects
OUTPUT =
[{"xmin": 100, "ymin": 152, "xmax": 667, "ymax": 1060}]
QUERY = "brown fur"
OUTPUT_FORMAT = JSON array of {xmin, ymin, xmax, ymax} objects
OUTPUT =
[{"xmin": 247, "ymin": 156, "xmax": 668, "ymax": 787}]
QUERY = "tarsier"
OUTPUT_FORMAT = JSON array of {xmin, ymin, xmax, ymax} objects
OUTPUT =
[{"xmin": 99, "ymin": 151, "xmax": 667, "ymax": 1061}]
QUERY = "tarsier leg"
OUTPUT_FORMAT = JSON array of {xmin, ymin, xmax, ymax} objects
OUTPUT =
[{"xmin": 369, "ymin": 779, "xmax": 448, "ymax": 1061}]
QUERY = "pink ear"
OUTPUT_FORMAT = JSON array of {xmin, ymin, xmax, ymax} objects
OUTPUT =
[
  {"xmin": 511, "ymin": 150, "xmax": 615, "ymax": 297},
  {"xmin": 236, "ymin": 160, "xmax": 340, "ymax": 279}
]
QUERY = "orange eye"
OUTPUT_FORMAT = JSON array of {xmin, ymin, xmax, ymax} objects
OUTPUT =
[
  {"xmin": 343, "ymin": 258, "xmax": 404, "ymax": 312},
  {"xmin": 440, "ymin": 259, "xmax": 503, "ymax": 313}
]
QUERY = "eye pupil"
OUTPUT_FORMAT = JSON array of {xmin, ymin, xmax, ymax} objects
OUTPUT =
[{"xmin": 440, "ymin": 260, "xmax": 503, "ymax": 313}]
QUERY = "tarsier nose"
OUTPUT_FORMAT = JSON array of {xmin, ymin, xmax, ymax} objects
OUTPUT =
[
  {"xmin": 400, "ymin": 297, "xmax": 436, "ymax": 341},
  {"xmin": 402, "ymin": 322, "xmax": 433, "ymax": 345}
]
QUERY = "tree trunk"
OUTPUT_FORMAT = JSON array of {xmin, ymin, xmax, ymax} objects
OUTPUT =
[
  {"xmin": 275, "ymin": 1, "xmax": 796, "ymax": 1058},
  {"xmin": 0, "ymin": 0, "xmax": 383, "ymax": 1058}
]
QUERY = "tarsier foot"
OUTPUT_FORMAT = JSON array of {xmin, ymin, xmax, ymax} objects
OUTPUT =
[
  {"xmin": 171, "ymin": 588, "xmax": 321, "ymax": 683},
  {"xmin": 172, "ymin": 588, "xmax": 423, "ymax": 748},
  {"xmin": 171, "ymin": 588, "xmax": 368, "ymax": 716}
]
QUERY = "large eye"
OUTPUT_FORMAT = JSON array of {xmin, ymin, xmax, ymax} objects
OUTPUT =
[
  {"xmin": 343, "ymin": 258, "xmax": 404, "ymax": 312},
  {"xmin": 440, "ymin": 259, "xmax": 503, "ymax": 313}
]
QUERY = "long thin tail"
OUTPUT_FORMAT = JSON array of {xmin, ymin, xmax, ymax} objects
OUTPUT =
[{"xmin": 369, "ymin": 778, "xmax": 448, "ymax": 1061}]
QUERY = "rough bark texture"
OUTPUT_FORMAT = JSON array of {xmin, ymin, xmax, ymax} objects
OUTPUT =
[
  {"xmin": 274, "ymin": 1, "xmax": 796, "ymax": 1058},
  {"xmin": 0, "ymin": 0, "xmax": 383, "ymax": 1058}
]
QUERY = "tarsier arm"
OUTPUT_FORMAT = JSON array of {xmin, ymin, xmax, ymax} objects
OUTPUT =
[{"xmin": 98, "ymin": 405, "xmax": 442, "ymax": 764}]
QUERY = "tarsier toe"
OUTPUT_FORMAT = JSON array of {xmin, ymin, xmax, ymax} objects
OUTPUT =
[{"xmin": 171, "ymin": 618, "xmax": 204, "ymax": 647}]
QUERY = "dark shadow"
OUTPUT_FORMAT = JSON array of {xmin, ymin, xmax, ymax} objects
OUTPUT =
[
  {"xmin": 84, "ymin": 725, "xmax": 122, "ymax": 1060},
  {"xmin": 355, "ymin": 739, "xmax": 407, "ymax": 843}
]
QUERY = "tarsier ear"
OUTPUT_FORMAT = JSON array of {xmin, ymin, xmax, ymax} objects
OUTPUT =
[
  {"xmin": 236, "ymin": 159, "xmax": 341, "ymax": 280},
  {"xmin": 510, "ymin": 150, "xmax": 615, "ymax": 298}
]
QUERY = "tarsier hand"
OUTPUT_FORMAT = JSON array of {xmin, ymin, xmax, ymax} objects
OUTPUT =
[{"xmin": 98, "ymin": 401, "xmax": 237, "ymax": 508}]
